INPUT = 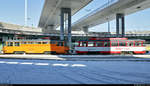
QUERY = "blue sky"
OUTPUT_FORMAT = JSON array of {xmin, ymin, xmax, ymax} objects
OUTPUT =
[
  {"xmin": 0, "ymin": 0, "xmax": 44, "ymax": 27},
  {"xmin": 0, "ymin": 0, "xmax": 150, "ymax": 32}
]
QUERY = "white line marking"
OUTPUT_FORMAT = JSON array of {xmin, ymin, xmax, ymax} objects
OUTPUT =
[
  {"xmin": 0, "ymin": 61, "xmax": 6, "ymax": 63},
  {"xmin": 20, "ymin": 62, "xmax": 33, "ymax": 65},
  {"xmin": 5, "ymin": 62, "xmax": 19, "ymax": 64},
  {"xmin": 71, "ymin": 64, "xmax": 86, "ymax": 67},
  {"xmin": 34, "ymin": 63, "xmax": 49, "ymax": 66},
  {"xmin": 52, "ymin": 63, "xmax": 69, "ymax": 67}
]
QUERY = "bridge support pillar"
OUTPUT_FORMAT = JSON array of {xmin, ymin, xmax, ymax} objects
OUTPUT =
[
  {"xmin": 60, "ymin": 8, "xmax": 65, "ymax": 41},
  {"xmin": 116, "ymin": 13, "xmax": 125, "ymax": 37},
  {"xmin": 46, "ymin": 25, "xmax": 54, "ymax": 34},
  {"xmin": 60, "ymin": 8, "xmax": 72, "ymax": 53},
  {"xmin": 83, "ymin": 26, "xmax": 89, "ymax": 36}
]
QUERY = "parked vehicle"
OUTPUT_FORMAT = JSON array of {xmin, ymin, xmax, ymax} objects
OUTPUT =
[
  {"xmin": 3, "ymin": 39, "xmax": 69, "ymax": 54},
  {"xmin": 75, "ymin": 38, "xmax": 146, "ymax": 54}
]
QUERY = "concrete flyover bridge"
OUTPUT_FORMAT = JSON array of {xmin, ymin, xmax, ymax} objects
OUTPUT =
[
  {"xmin": 38, "ymin": 0, "xmax": 92, "ymax": 33},
  {"xmin": 38, "ymin": 0, "xmax": 93, "ymax": 51},
  {"xmin": 72, "ymin": 0, "xmax": 150, "ymax": 37}
]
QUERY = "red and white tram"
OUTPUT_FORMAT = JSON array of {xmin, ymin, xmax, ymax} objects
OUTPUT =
[{"xmin": 75, "ymin": 38, "xmax": 146, "ymax": 54}]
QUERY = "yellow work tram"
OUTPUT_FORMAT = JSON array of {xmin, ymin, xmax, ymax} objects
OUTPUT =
[{"xmin": 3, "ymin": 40, "xmax": 69, "ymax": 54}]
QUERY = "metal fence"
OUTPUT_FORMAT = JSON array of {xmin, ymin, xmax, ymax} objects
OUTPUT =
[{"xmin": 66, "ymin": 34, "xmax": 150, "ymax": 38}]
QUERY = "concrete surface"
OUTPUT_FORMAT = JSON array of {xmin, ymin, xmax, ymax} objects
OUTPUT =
[
  {"xmin": 0, "ymin": 59, "xmax": 150, "ymax": 84},
  {"xmin": 0, "ymin": 54, "xmax": 150, "ymax": 61}
]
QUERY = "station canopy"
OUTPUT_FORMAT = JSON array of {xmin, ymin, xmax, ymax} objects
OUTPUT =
[{"xmin": 38, "ymin": 0, "xmax": 92, "ymax": 29}]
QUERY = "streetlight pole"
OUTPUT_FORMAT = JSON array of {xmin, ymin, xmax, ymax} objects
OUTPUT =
[
  {"xmin": 108, "ymin": 0, "xmax": 110, "ymax": 33},
  {"xmin": 108, "ymin": 19, "xmax": 110, "ymax": 33},
  {"xmin": 25, "ymin": 0, "xmax": 27, "ymax": 26}
]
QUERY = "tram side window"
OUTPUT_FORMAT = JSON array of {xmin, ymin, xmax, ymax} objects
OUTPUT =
[
  {"xmin": 119, "ymin": 42, "xmax": 126, "ymax": 46},
  {"xmin": 104, "ymin": 42, "xmax": 107, "ymax": 47},
  {"xmin": 64, "ymin": 42, "xmax": 67, "ymax": 47},
  {"xmin": 37, "ymin": 42, "xmax": 41, "ymax": 44},
  {"xmin": 34, "ymin": 42, "xmax": 41, "ymax": 44},
  {"xmin": 82, "ymin": 42, "xmax": 87, "ymax": 47},
  {"xmin": 28, "ymin": 42, "xmax": 33, "ymax": 44},
  {"xmin": 135, "ymin": 42, "xmax": 142, "ymax": 46},
  {"xmin": 88, "ymin": 42, "xmax": 94, "ymax": 47},
  {"xmin": 127, "ymin": 42, "xmax": 134, "ymax": 46},
  {"xmin": 143, "ymin": 41, "xmax": 145, "ymax": 46},
  {"xmin": 22, "ymin": 42, "xmax": 27, "ymax": 44},
  {"xmin": 50, "ymin": 41, "xmax": 56, "ymax": 44},
  {"xmin": 57, "ymin": 42, "xmax": 64, "ymax": 46},
  {"xmin": 42, "ymin": 42, "xmax": 49, "ymax": 44},
  {"xmin": 32, "ymin": 42, "xmax": 36, "ymax": 44},
  {"xmin": 135, "ymin": 42, "xmax": 139, "ymax": 46},
  {"xmin": 111, "ymin": 42, "xmax": 118, "ymax": 46},
  {"xmin": 139, "ymin": 42, "xmax": 142, "ymax": 46},
  {"xmin": 4, "ymin": 42, "xmax": 6, "ymax": 46},
  {"xmin": 7, "ymin": 42, "xmax": 13, "ymax": 46},
  {"xmin": 79, "ymin": 42, "xmax": 87, "ymax": 47},
  {"xmin": 104, "ymin": 42, "xmax": 110, "ymax": 47},
  {"xmin": 79, "ymin": 42, "xmax": 82, "ymax": 46},
  {"xmin": 15, "ymin": 42, "xmax": 20, "ymax": 46},
  {"xmin": 96, "ymin": 42, "xmax": 103, "ymax": 47}
]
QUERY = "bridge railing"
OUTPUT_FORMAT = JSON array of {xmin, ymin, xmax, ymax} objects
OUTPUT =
[
  {"xmin": 125, "ymin": 34, "xmax": 150, "ymax": 37},
  {"xmin": 70, "ymin": 34, "xmax": 150, "ymax": 37},
  {"xmin": 73, "ymin": 0, "xmax": 119, "ymax": 25},
  {"xmin": 0, "ymin": 27, "xmax": 43, "ymax": 35},
  {"xmin": 1, "ymin": 25, "xmax": 150, "ymax": 38}
]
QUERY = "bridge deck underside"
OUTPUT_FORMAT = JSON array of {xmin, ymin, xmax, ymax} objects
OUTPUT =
[
  {"xmin": 38, "ymin": 0, "xmax": 92, "ymax": 30},
  {"xmin": 72, "ymin": 0, "xmax": 150, "ymax": 31}
]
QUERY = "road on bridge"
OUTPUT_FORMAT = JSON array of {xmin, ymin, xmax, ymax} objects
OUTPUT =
[{"xmin": 0, "ymin": 58, "xmax": 150, "ymax": 84}]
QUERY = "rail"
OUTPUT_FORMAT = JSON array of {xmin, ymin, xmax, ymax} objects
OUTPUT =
[{"xmin": 73, "ymin": 0, "xmax": 119, "ymax": 25}]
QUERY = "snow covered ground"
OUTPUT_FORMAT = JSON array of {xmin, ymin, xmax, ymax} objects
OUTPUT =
[{"xmin": 0, "ymin": 58, "xmax": 150, "ymax": 84}]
